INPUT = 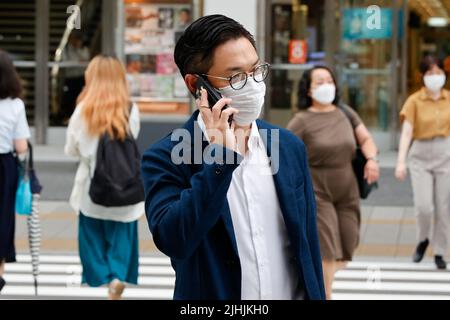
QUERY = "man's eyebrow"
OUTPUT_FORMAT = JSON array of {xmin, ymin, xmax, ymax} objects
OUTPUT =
[{"xmin": 225, "ymin": 59, "xmax": 261, "ymax": 73}]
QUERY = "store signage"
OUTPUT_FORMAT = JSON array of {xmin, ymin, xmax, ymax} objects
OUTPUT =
[
  {"xmin": 124, "ymin": 3, "xmax": 192, "ymax": 99},
  {"xmin": 342, "ymin": 8, "xmax": 403, "ymax": 40},
  {"xmin": 288, "ymin": 40, "xmax": 308, "ymax": 64}
]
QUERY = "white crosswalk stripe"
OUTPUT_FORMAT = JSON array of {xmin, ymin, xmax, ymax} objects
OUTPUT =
[
  {"xmin": 1, "ymin": 254, "xmax": 175, "ymax": 300},
  {"xmin": 333, "ymin": 261, "xmax": 450, "ymax": 300},
  {"xmin": 1, "ymin": 255, "xmax": 450, "ymax": 300}
]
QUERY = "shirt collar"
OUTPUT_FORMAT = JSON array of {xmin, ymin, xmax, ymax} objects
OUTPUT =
[
  {"xmin": 196, "ymin": 112, "xmax": 261, "ymax": 151},
  {"xmin": 420, "ymin": 87, "xmax": 448, "ymax": 101},
  {"xmin": 247, "ymin": 119, "xmax": 261, "ymax": 152}
]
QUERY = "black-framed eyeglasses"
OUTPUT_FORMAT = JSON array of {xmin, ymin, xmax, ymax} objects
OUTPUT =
[{"xmin": 201, "ymin": 63, "xmax": 271, "ymax": 90}]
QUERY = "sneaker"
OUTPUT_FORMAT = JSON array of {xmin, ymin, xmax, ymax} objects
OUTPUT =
[
  {"xmin": 0, "ymin": 276, "xmax": 5, "ymax": 292},
  {"xmin": 413, "ymin": 239, "xmax": 429, "ymax": 263},
  {"xmin": 435, "ymin": 255, "xmax": 447, "ymax": 270},
  {"xmin": 108, "ymin": 279, "xmax": 125, "ymax": 300}
]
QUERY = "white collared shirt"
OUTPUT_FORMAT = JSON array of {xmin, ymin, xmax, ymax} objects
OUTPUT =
[
  {"xmin": 197, "ymin": 114, "xmax": 300, "ymax": 300},
  {"xmin": 0, "ymin": 98, "xmax": 31, "ymax": 154}
]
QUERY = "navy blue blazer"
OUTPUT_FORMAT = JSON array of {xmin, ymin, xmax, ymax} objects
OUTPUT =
[{"xmin": 141, "ymin": 111, "xmax": 325, "ymax": 300}]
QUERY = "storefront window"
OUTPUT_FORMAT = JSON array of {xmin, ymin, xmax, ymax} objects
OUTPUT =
[
  {"xmin": 16, "ymin": 66, "xmax": 35, "ymax": 126},
  {"xmin": 49, "ymin": 0, "xmax": 102, "ymax": 126},
  {"xmin": 124, "ymin": 0, "xmax": 194, "ymax": 116},
  {"xmin": 266, "ymin": 0, "xmax": 326, "ymax": 127},
  {"xmin": 337, "ymin": 0, "xmax": 395, "ymax": 130}
]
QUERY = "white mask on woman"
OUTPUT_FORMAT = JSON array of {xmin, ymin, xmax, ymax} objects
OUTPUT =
[
  {"xmin": 424, "ymin": 74, "xmax": 446, "ymax": 92},
  {"xmin": 311, "ymin": 83, "xmax": 336, "ymax": 105},
  {"xmin": 219, "ymin": 80, "xmax": 266, "ymax": 126}
]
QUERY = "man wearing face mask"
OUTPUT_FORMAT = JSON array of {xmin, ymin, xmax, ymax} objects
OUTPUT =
[
  {"xmin": 140, "ymin": 15, "xmax": 325, "ymax": 300},
  {"xmin": 396, "ymin": 55, "xmax": 450, "ymax": 270}
]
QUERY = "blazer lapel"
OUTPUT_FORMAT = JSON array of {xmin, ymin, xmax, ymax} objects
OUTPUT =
[{"xmin": 186, "ymin": 111, "xmax": 239, "ymax": 256}]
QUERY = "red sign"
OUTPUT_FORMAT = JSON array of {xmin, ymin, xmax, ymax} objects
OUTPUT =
[{"xmin": 288, "ymin": 40, "xmax": 307, "ymax": 64}]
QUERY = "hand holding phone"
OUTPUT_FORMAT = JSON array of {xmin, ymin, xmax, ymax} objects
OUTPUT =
[
  {"xmin": 195, "ymin": 76, "xmax": 233, "ymax": 126},
  {"xmin": 196, "ymin": 79, "xmax": 240, "ymax": 154}
]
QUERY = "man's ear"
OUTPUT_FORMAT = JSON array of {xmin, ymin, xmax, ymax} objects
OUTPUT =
[{"xmin": 185, "ymin": 74, "xmax": 198, "ymax": 95}]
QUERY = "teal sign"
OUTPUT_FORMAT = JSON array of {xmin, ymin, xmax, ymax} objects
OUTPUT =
[{"xmin": 342, "ymin": 8, "xmax": 403, "ymax": 40}]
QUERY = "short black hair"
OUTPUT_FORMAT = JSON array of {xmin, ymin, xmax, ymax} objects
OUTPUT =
[
  {"xmin": 174, "ymin": 14, "xmax": 256, "ymax": 78},
  {"xmin": 0, "ymin": 49, "xmax": 22, "ymax": 99},
  {"xmin": 419, "ymin": 55, "xmax": 444, "ymax": 74},
  {"xmin": 298, "ymin": 65, "xmax": 340, "ymax": 110}
]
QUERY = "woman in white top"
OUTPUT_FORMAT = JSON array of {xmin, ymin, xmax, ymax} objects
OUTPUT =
[
  {"xmin": 65, "ymin": 55, "xmax": 144, "ymax": 300},
  {"xmin": 0, "ymin": 50, "xmax": 31, "ymax": 292}
]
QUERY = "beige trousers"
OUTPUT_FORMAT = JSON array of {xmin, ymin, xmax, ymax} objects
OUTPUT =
[{"xmin": 408, "ymin": 136, "xmax": 450, "ymax": 256}]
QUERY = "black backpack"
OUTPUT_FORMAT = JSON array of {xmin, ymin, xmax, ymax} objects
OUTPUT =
[{"xmin": 89, "ymin": 128, "xmax": 145, "ymax": 207}]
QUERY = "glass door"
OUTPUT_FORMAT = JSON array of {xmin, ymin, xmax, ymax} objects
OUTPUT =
[
  {"xmin": 264, "ymin": 0, "xmax": 326, "ymax": 128},
  {"xmin": 337, "ymin": 0, "xmax": 406, "ymax": 150}
]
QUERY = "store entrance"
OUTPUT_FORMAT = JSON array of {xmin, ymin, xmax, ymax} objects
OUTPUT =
[
  {"xmin": 264, "ymin": 0, "xmax": 325, "ymax": 128},
  {"xmin": 263, "ymin": 0, "xmax": 407, "ymax": 151},
  {"xmin": 407, "ymin": 7, "xmax": 450, "ymax": 95},
  {"xmin": 336, "ymin": 0, "xmax": 408, "ymax": 151}
]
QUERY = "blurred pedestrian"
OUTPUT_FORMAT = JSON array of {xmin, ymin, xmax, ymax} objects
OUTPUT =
[
  {"xmin": 0, "ymin": 49, "xmax": 31, "ymax": 292},
  {"xmin": 287, "ymin": 66, "xmax": 380, "ymax": 299},
  {"xmin": 177, "ymin": 8, "xmax": 191, "ymax": 29},
  {"xmin": 395, "ymin": 55, "xmax": 450, "ymax": 270},
  {"xmin": 60, "ymin": 31, "xmax": 90, "ymax": 124},
  {"xmin": 65, "ymin": 55, "xmax": 144, "ymax": 300}
]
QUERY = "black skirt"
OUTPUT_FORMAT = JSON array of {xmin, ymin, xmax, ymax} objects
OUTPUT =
[{"xmin": 0, "ymin": 153, "xmax": 18, "ymax": 263}]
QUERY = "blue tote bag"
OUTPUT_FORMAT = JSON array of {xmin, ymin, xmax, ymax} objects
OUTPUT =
[
  {"xmin": 15, "ymin": 142, "xmax": 40, "ymax": 216},
  {"xmin": 16, "ymin": 173, "xmax": 32, "ymax": 216}
]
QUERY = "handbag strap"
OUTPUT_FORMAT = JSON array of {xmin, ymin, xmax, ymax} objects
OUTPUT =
[
  {"xmin": 338, "ymin": 103, "xmax": 357, "ymax": 130},
  {"xmin": 338, "ymin": 104, "xmax": 361, "ymax": 146},
  {"xmin": 27, "ymin": 141, "xmax": 34, "ymax": 170}
]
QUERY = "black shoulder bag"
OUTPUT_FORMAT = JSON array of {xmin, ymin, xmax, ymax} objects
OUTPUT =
[{"xmin": 339, "ymin": 104, "xmax": 378, "ymax": 199}]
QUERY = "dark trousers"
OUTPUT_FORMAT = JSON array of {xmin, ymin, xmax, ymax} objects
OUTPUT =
[{"xmin": 0, "ymin": 153, "xmax": 18, "ymax": 263}]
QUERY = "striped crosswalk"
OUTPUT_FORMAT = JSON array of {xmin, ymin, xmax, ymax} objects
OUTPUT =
[
  {"xmin": 1, "ymin": 255, "xmax": 450, "ymax": 300},
  {"xmin": 333, "ymin": 261, "xmax": 450, "ymax": 300},
  {"xmin": 1, "ymin": 254, "xmax": 175, "ymax": 300}
]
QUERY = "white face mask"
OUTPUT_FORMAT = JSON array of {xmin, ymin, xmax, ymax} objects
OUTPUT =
[
  {"xmin": 219, "ymin": 80, "xmax": 266, "ymax": 126},
  {"xmin": 311, "ymin": 83, "xmax": 336, "ymax": 105},
  {"xmin": 424, "ymin": 74, "xmax": 446, "ymax": 92}
]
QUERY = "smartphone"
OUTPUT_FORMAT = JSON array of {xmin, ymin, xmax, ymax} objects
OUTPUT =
[{"xmin": 195, "ymin": 76, "xmax": 233, "ymax": 125}]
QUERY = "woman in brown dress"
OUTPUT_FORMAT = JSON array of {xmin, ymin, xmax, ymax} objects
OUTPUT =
[{"xmin": 287, "ymin": 66, "xmax": 380, "ymax": 299}]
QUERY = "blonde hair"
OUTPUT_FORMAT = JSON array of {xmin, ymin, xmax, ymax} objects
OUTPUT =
[{"xmin": 77, "ymin": 55, "xmax": 130, "ymax": 141}]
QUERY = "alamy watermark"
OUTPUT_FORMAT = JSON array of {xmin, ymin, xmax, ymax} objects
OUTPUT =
[
  {"xmin": 366, "ymin": 265, "xmax": 382, "ymax": 290},
  {"xmin": 366, "ymin": 5, "xmax": 382, "ymax": 30},
  {"xmin": 66, "ymin": 5, "xmax": 81, "ymax": 30},
  {"xmin": 170, "ymin": 124, "xmax": 281, "ymax": 175}
]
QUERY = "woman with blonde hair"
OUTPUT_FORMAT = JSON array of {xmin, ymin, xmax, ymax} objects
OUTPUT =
[{"xmin": 65, "ymin": 55, "xmax": 144, "ymax": 299}]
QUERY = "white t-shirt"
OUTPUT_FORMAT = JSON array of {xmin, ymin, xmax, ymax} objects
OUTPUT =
[{"xmin": 0, "ymin": 98, "xmax": 31, "ymax": 154}]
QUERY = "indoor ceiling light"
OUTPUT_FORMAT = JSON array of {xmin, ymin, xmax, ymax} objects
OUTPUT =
[{"xmin": 428, "ymin": 16, "xmax": 449, "ymax": 27}]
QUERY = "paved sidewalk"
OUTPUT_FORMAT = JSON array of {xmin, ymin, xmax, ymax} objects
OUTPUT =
[{"xmin": 15, "ymin": 201, "xmax": 450, "ymax": 259}]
